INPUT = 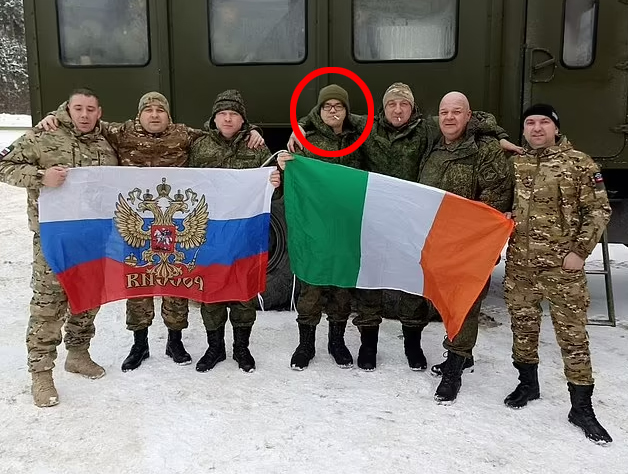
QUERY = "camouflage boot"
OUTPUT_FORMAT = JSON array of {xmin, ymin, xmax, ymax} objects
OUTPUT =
[
  {"xmin": 31, "ymin": 370, "xmax": 59, "ymax": 408},
  {"xmin": 65, "ymin": 348, "xmax": 106, "ymax": 379}
]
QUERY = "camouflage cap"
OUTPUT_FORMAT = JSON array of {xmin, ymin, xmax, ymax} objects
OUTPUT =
[
  {"xmin": 212, "ymin": 89, "xmax": 247, "ymax": 123},
  {"xmin": 317, "ymin": 84, "xmax": 350, "ymax": 113},
  {"xmin": 383, "ymin": 82, "xmax": 415, "ymax": 108},
  {"xmin": 138, "ymin": 91, "xmax": 171, "ymax": 116}
]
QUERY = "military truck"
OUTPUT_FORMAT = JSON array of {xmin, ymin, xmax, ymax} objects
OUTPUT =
[{"xmin": 22, "ymin": 0, "xmax": 628, "ymax": 308}]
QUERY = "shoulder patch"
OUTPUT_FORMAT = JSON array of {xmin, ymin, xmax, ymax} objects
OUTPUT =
[
  {"xmin": 592, "ymin": 171, "xmax": 605, "ymax": 191},
  {"xmin": 0, "ymin": 144, "xmax": 14, "ymax": 159}
]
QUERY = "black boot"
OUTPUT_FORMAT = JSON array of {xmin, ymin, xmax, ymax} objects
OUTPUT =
[
  {"xmin": 504, "ymin": 362, "xmax": 540, "ymax": 409},
  {"xmin": 290, "ymin": 323, "xmax": 316, "ymax": 370},
  {"xmin": 402, "ymin": 325, "xmax": 427, "ymax": 371},
  {"xmin": 328, "ymin": 321, "xmax": 353, "ymax": 368},
  {"xmin": 165, "ymin": 329, "xmax": 192, "ymax": 365},
  {"xmin": 431, "ymin": 352, "xmax": 474, "ymax": 377},
  {"xmin": 195, "ymin": 326, "xmax": 226, "ymax": 372},
  {"xmin": 567, "ymin": 383, "xmax": 613, "ymax": 444},
  {"xmin": 357, "ymin": 326, "xmax": 379, "ymax": 371},
  {"xmin": 434, "ymin": 351, "xmax": 469, "ymax": 404},
  {"xmin": 121, "ymin": 328, "xmax": 149, "ymax": 372},
  {"xmin": 233, "ymin": 326, "xmax": 256, "ymax": 373}
]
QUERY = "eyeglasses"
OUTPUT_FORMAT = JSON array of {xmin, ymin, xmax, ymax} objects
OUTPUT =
[{"xmin": 322, "ymin": 103, "xmax": 345, "ymax": 112}]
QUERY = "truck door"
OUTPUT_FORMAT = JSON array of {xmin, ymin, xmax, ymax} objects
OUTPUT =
[
  {"xmin": 25, "ymin": 0, "xmax": 169, "ymax": 121},
  {"xmin": 169, "ymin": 0, "xmax": 326, "ymax": 134},
  {"xmin": 524, "ymin": 0, "xmax": 628, "ymax": 158},
  {"xmin": 327, "ymin": 0, "xmax": 504, "ymax": 117}
]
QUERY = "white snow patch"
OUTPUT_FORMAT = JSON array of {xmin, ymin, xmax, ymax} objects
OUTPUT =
[
  {"xmin": 0, "ymin": 182, "xmax": 627, "ymax": 474},
  {"xmin": 0, "ymin": 113, "xmax": 32, "ymax": 127}
]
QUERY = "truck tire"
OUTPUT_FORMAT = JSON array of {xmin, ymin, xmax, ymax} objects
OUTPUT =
[{"xmin": 257, "ymin": 198, "xmax": 296, "ymax": 310}]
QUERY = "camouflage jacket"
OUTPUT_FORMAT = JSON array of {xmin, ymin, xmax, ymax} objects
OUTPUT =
[
  {"xmin": 296, "ymin": 106, "xmax": 365, "ymax": 169},
  {"xmin": 0, "ymin": 101, "xmax": 117, "ymax": 232},
  {"xmin": 419, "ymin": 119, "xmax": 514, "ymax": 212},
  {"xmin": 104, "ymin": 120, "xmax": 205, "ymax": 167},
  {"xmin": 188, "ymin": 122, "xmax": 270, "ymax": 169},
  {"xmin": 306, "ymin": 108, "xmax": 509, "ymax": 182},
  {"xmin": 506, "ymin": 136, "xmax": 611, "ymax": 268}
]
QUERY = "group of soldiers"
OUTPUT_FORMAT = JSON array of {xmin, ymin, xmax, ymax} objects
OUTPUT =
[{"xmin": 0, "ymin": 79, "xmax": 612, "ymax": 445}]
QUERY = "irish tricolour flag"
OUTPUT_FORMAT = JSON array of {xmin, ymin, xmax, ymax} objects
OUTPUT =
[
  {"xmin": 39, "ymin": 166, "xmax": 274, "ymax": 314},
  {"xmin": 284, "ymin": 155, "xmax": 513, "ymax": 340}
]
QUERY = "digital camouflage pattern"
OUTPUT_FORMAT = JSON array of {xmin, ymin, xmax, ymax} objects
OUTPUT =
[
  {"xmin": 0, "ymin": 101, "xmax": 117, "ymax": 373},
  {"xmin": 504, "ymin": 266, "xmax": 594, "ymax": 384},
  {"xmin": 201, "ymin": 299, "xmax": 257, "ymax": 331},
  {"xmin": 419, "ymin": 119, "xmax": 514, "ymax": 212},
  {"xmin": 297, "ymin": 105, "xmax": 364, "ymax": 168},
  {"xmin": 188, "ymin": 123, "xmax": 270, "ymax": 169},
  {"xmin": 506, "ymin": 136, "xmax": 611, "ymax": 268},
  {"xmin": 505, "ymin": 136, "xmax": 611, "ymax": 385}
]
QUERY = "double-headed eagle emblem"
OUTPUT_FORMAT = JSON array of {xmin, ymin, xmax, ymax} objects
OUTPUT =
[{"xmin": 114, "ymin": 178, "xmax": 209, "ymax": 279}]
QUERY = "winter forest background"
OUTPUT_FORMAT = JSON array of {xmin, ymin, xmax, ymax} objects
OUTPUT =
[{"xmin": 0, "ymin": 0, "xmax": 29, "ymax": 115}]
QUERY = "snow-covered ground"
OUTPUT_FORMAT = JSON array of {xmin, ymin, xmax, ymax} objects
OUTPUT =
[
  {"xmin": 0, "ymin": 113, "xmax": 31, "ymax": 149},
  {"xmin": 1, "ymin": 182, "xmax": 627, "ymax": 474}
]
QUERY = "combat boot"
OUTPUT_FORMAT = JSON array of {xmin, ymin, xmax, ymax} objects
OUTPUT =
[
  {"xmin": 290, "ymin": 323, "xmax": 316, "ymax": 370},
  {"xmin": 567, "ymin": 383, "xmax": 612, "ymax": 445},
  {"xmin": 196, "ymin": 326, "xmax": 226, "ymax": 372},
  {"xmin": 431, "ymin": 351, "xmax": 474, "ymax": 377},
  {"xmin": 121, "ymin": 328, "xmax": 149, "ymax": 372},
  {"xmin": 233, "ymin": 326, "xmax": 255, "ymax": 373},
  {"xmin": 328, "ymin": 321, "xmax": 353, "ymax": 368},
  {"xmin": 402, "ymin": 325, "xmax": 427, "ymax": 371},
  {"xmin": 357, "ymin": 326, "xmax": 379, "ymax": 371},
  {"xmin": 434, "ymin": 351, "xmax": 469, "ymax": 404},
  {"xmin": 65, "ymin": 348, "xmax": 106, "ymax": 379},
  {"xmin": 31, "ymin": 370, "xmax": 59, "ymax": 408},
  {"xmin": 165, "ymin": 329, "xmax": 192, "ymax": 365},
  {"xmin": 504, "ymin": 362, "xmax": 540, "ymax": 409}
]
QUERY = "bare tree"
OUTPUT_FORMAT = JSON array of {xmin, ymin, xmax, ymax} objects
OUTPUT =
[{"xmin": 0, "ymin": 0, "xmax": 29, "ymax": 114}]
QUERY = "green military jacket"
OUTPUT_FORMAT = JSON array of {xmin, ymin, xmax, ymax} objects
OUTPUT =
[
  {"xmin": 297, "ymin": 106, "xmax": 364, "ymax": 169},
  {"xmin": 507, "ymin": 136, "xmax": 611, "ymax": 268},
  {"xmin": 0, "ymin": 101, "xmax": 118, "ymax": 232},
  {"xmin": 419, "ymin": 119, "xmax": 514, "ymax": 213},
  {"xmin": 188, "ymin": 122, "xmax": 270, "ymax": 169}
]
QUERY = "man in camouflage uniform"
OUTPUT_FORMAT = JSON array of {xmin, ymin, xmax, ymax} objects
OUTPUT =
[
  {"xmin": 290, "ymin": 83, "xmax": 516, "ymax": 371},
  {"xmin": 0, "ymin": 88, "xmax": 118, "ymax": 407},
  {"xmin": 407, "ymin": 91, "xmax": 514, "ymax": 404},
  {"xmin": 279, "ymin": 84, "xmax": 375, "ymax": 371},
  {"xmin": 39, "ymin": 91, "xmax": 264, "ymax": 372},
  {"xmin": 188, "ymin": 89, "xmax": 280, "ymax": 373},
  {"xmin": 503, "ymin": 104, "xmax": 612, "ymax": 444}
]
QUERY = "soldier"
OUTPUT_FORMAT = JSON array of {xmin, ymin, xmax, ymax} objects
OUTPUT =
[
  {"xmin": 187, "ymin": 90, "xmax": 280, "ymax": 373},
  {"xmin": 0, "ymin": 88, "xmax": 118, "ymax": 407},
  {"xmin": 288, "ymin": 82, "xmax": 519, "ymax": 371},
  {"xmin": 278, "ymin": 84, "xmax": 374, "ymax": 371},
  {"xmin": 503, "ymin": 104, "xmax": 612, "ymax": 444},
  {"xmin": 38, "ymin": 91, "xmax": 265, "ymax": 372},
  {"xmin": 410, "ymin": 91, "xmax": 514, "ymax": 404}
]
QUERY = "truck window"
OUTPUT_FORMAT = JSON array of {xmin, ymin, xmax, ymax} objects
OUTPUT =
[
  {"xmin": 209, "ymin": 0, "xmax": 306, "ymax": 65},
  {"xmin": 57, "ymin": 0, "xmax": 149, "ymax": 67},
  {"xmin": 562, "ymin": 0, "xmax": 598, "ymax": 68},
  {"xmin": 353, "ymin": 0, "xmax": 458, "ymax": 61}
]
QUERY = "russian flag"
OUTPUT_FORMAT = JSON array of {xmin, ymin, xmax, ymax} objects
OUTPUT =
[{"xmin": 39, "ymin": 166, "xmax": 275, "ymax": 314}]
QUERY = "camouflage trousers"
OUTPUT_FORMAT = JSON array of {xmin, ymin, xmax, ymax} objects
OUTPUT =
[
  {"xmin": 504, "ymin": 264, "xmax": 593, "ymax": 385},
  {"xmin": 296, "ymin": 282, "xmax": 382, "ymax": 327},
  {"xmin": 200, "ymin": 298, "xmax": 257, "ymax": 331},
  {"xmin": 399, "ymin": 279, "xmax": 489, "ymax": 359},
  {"xmin": 27, "ymin": 234, "xmax": 98, "ymax": 373},
  {"xmin": 126, "ymin": 297, "xmax": 189, "ymax": 332}
]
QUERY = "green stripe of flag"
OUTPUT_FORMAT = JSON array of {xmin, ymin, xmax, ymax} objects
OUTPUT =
[{"xmin": 284, "ymin": 155, "xmax": 368, "ymax": 287}]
